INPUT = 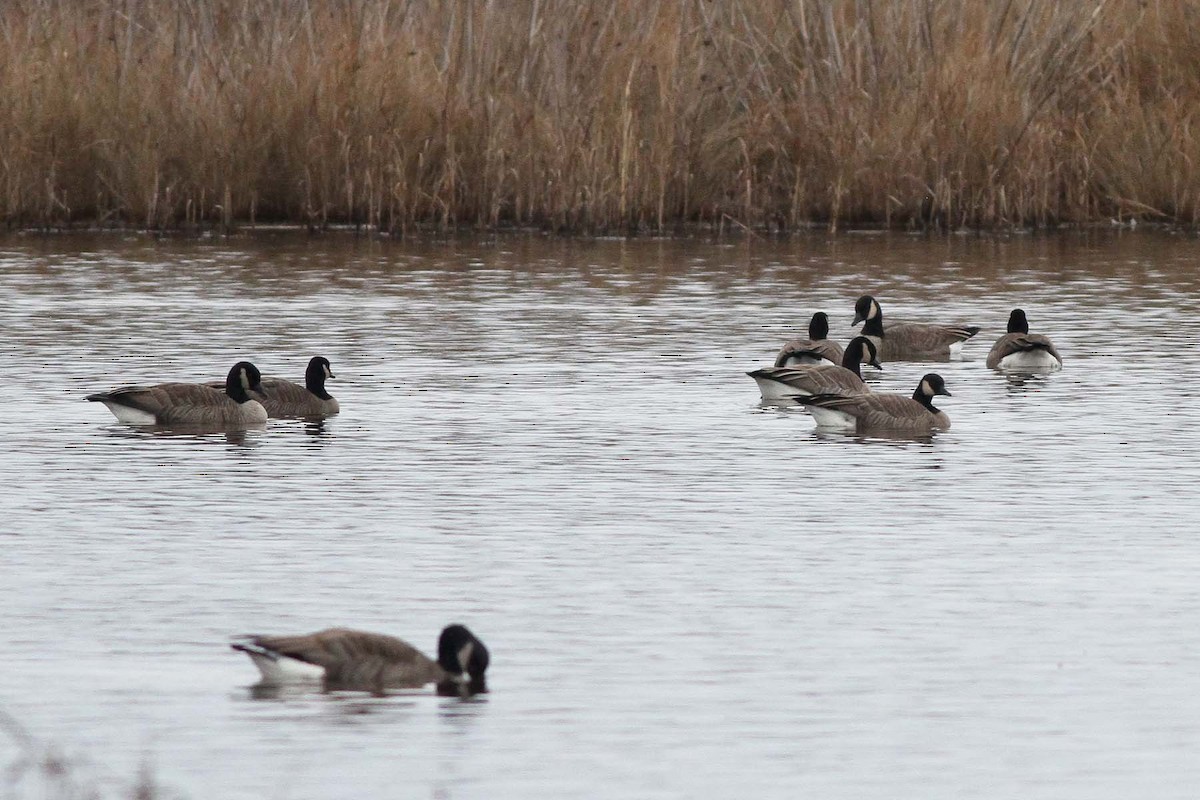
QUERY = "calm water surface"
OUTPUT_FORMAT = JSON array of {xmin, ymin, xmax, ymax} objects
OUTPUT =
[{"xmin": 3, "ymin": 231, "xmax": 1200, "ymax": 799}]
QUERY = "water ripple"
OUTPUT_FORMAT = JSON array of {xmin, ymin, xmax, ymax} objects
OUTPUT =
[{"xmin": 3, "ymin": 231, "xmax": 1200, "ymax": 799}]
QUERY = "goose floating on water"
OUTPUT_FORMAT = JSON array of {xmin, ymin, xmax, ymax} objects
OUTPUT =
[
  {"xmin": 797, "ymin": 373, "xmax": 953, "ymax": 433},
  {"xmin": 749, "ymin": 336, "xmax": 882, "ymax": 402},
  {"xmin": 208, "ymin": 355, "xmax": 339, "ymax": 417},
  {"xmin": 986, "ymin": 309, "xmax": 1062, "ymax": 371},
  {"xmin": 86, "ymin": 361, "xmax": 268, "ymax": 426},
  {"xmin": 775, "ymin": 312, "xmax": 843, "ymax": 367},
  {"xmin": 231, "ymin": 625, "xmax": 489, "ymax": 697},
  {"xmin": 854, "ymin": 295, "xmax": 980, "ymax": 360}
]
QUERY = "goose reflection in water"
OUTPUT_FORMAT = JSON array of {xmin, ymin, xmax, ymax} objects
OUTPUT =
[
  {"xmin": 1002, "ymin": 371, "xmax": 1056, "ymax": 393},
  {"xmin": 98, "ymin": 422, "xmax": 267, "ymax": 448}
]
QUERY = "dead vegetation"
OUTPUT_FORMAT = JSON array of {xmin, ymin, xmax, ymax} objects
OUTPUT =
[
  {"xmin": 0, "ymin": 0, "xmax": 1197, "ymax": 233},
  {"xmin": 0, "ymin": 709, "xmax": 165, "ymax": 800}
]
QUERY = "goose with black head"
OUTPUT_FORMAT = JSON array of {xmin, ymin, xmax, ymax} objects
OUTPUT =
[
  {"xmin": 854, "ymin": 295, "xmax": 980, "ymax": 361},
  {"xmin": 798, "ymin": 373, "xmax": 953, "ymax": 433},
  {"xmin": 86, "ymin": 361, "xmax": 268, "ymax": 426},
  {"xmin": 986, "ymin": 309, "xmax": 1062, "ymax": 371},
  {"xmin": 775, "ymin": 312, "xmax": 844, "ymax": 367},
  {"xmin": 208, "ymin": 356, "xmax": 339, "ymax": 417},
  {"xmin": 231, "ymin": 625, "xmax": 489, "ymax": 697},
  {"xmin": 749, "ymin": 336, "xmax": 882, "ymax": 402}
]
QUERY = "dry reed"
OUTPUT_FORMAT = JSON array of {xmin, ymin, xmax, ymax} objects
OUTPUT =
[
  {"xmin": 0, "ymin": 709, "xmax": 163, "ymax": 799},
  {"xmin": 0, "ymin": 0, "xmax": 1198, "ymax": 233}
]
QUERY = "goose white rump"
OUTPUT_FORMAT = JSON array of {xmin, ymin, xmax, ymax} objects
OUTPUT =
[
  {"xmin": 232, "ymin": 640, "xmax": 327, "ymax": 682},
  {"xmin": 751, "ymin": 374, "xmax": 804, "ymax": 403},
  {"xmin": 996, "ymin": 350, "xmax": 1062, "ymax": 371},
  {"xmin": 805, "ymin": 406, "xmax": 859, "ymax": 431},
  {"xmin": 94, "ymin": 403, "xmax": 159, "ymax": 425}
]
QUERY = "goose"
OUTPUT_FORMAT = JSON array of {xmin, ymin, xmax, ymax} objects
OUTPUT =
[
  {"xmin": 853, "ymin": 295, "xmax": 980, "ymax": 360},
  {"xmin": 775, "ymin": 312, "xmax": 844, "ymax": 366},
  {"xmin": 231, "ymin": 625, "xmax": 489, "ymax": 697},
  {"xmin": 748, "ymin": 336, "xmax": 882, "ymax": 402},
  {"xmin": 207, "ymin": 356, "xmax": 339, "ymax": 417},
  {"xmin": 986, "ymin": 309, "xmax": 1062, "ymax": 370},
  {"xmin": 86, "ymin": 361, "xmax": 268, "ymax": 426},
  {"xmin": 797, "ymin": 373, "xmax": 952, "ymax": 432}
]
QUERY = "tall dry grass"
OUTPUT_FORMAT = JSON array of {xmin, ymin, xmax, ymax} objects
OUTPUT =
[{"xmin": 0, "ymin": 0, "xmax": 1198, "ymax": 232}]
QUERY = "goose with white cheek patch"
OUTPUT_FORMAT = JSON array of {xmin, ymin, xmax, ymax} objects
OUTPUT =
[
  {"xmin": 208, "ymin": 355, "xmax": 339, "ymax": 417},
  {"xmin": 86, "ymin": 361, "xmax": 268, "ymax": 426},
  {"xmin": 986, "ymin": 309, "xmax": 1062, "ymax": 371},
  {"xmin": 775, "ymin": 312, "xmax": 844, "ymax": 367},
  {"xmin": 854, "ymin": 295, "xmax": 980, "ymax": 360},
  {"xmin": 231, "ymin": 625, "xmax": 489, "ymax": 697},
  {"xmin": 798, "ymin": 373, "xmax": 952, "ymax": 433},
  {"xmin": 748, "ymin": 336, "xmax": 882, "ymax": 402}
]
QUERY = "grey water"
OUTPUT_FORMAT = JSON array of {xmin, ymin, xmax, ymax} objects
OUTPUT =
[{"xmin": 3, "ymin": 230, "xmax": 1200, "ymax": 799}]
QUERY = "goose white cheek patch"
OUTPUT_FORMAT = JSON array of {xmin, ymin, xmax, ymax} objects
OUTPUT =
[{"xmin": 457, "ymin": 642, "xmax": 474, "ymax": 672}]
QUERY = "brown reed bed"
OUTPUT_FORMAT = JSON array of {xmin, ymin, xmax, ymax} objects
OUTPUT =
[{"xmin": 0, "ymin": 0, "xmax": 1198, "ymax": 233}]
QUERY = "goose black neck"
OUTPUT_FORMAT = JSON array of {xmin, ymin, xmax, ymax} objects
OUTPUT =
[
  {"xmin": 305, "ymin": 363, "xmax": 333, "ymax": 400},
  {"xmin": 224, "ymin": 362, "xmax": 263, "ymax": 404},
  {"xmin": 912, "ymin": 386, "xmax": 937, "ymax": 413},
  {"xmin": 860, "ymin": 310, "xmax": 885, "ymax": 337},
  {"xmin": 225, "ymin": 375, "xmax": 252, "ymax": 403},
  {"xmin": 808, "ymin": 313, "xmax": 829, "ymax": 340},
  {"xmin": 840, "ymin": 344, "xmax": 864, "ymax": 378},
  {"xmin": 1007, "ymin": 310, "xmax": 1030, "ymax": 334}
]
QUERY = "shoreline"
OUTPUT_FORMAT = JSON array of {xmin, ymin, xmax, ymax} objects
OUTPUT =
[{"xmin": 0, "ymin": 218, "xmax": 1171, "ymax": 243}]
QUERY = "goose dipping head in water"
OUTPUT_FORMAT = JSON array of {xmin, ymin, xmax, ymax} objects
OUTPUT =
[{"xmin": 231, "ymin": 624, "xmax": 490, "ymax": 697}]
